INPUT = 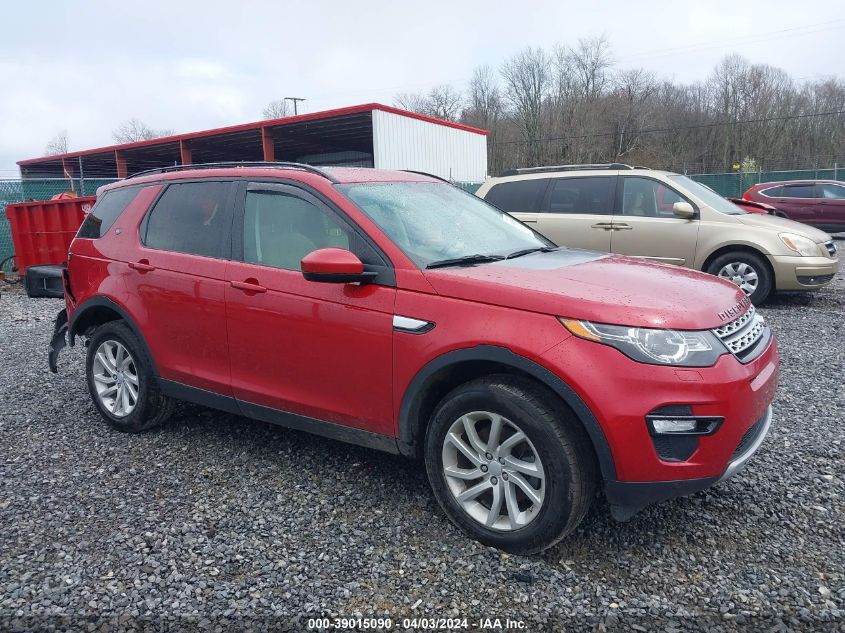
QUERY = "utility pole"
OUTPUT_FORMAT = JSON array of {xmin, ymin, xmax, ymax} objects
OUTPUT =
[{"xmin": 284, "ymin": 97, "xmax": 306, "ymax": 115}]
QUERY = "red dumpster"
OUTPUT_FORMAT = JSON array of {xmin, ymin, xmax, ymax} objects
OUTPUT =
[{"xmin": 4, "ymin": 196, "xmax": 95, "ymax": 274}]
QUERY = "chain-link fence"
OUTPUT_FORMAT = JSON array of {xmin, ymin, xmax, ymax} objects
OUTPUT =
[
  {"xmin": 690, "ymin": 167, "xmax": 842, "ymax": 197},
  {"xmin": 0, "ymin": 178, "xmax": 116, "ymax": 273},
  {"xmin": 1, "ymin": 168, "xmax": 841, "ymax": 274}
]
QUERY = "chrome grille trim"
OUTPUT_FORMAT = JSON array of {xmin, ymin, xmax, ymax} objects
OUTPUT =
[
  {"xmin": 712, "ymin": 306, "xmax": 767, "ymax": 360},
  {"xmin": 713, "ymin": 305, "xmax": 755, "ymax": 338}
]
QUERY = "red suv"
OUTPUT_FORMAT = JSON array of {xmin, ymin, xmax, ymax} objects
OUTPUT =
[
  {"xmin": 743, "ymin": 180, "xmax": 845, "ymax": 233},
  {"xmin": 48, "ymin": 163, "xmax": 779, "ymax": 553}
]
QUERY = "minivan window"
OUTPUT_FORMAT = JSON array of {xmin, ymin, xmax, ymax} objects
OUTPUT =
[
  {"xmin": 546, "ymin": 177, "xmax": 613, "ymax": 215},
  {"xmin": 782, "ymin": 184, "xmax": 815, "ymax": 199},
  {"xmin": 77, "ymin": 186, "xmax": 141, "ymax": 238},
  {"xmin": 621, "ymin": 177, "xmax": 689, "ymax": 217},
  {"xmin": 667, "ymin": 175, "xmax": 745, "ymax": 215},
  {"xmin": 243, "ymin": 190, "xmax": 361, "ymax": 271},
  {"xmin": 484, "ymin": 178, "xmax": 549, "ymax": 213},
  {"xmin": 143, "ymin": 182, "xmax": 231, "ymax": 258}
]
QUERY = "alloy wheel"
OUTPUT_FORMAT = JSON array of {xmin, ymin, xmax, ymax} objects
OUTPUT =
[
  {"xmin": 92, "ymin": 340, "xmax": 139, "ymax": 418},
  {"xmin": 441, "ymin": 411, "xmax": 545, "ymax": 531}
]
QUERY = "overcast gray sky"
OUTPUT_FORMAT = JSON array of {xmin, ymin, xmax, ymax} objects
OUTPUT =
[{"xmin": 1, "ymin": 0, "xmax": 843, "ymax": 174}]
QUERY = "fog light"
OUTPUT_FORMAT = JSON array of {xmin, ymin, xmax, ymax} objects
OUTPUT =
[
  {"xmin": 652, "ymin": 418, "xmax": 697, "ymax": 434},
  {"xmin": 646, "ymin": 414, "xmax": 723, "ymax": 436}
]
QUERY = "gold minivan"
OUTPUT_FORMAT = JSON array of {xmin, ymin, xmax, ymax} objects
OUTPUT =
[{"xmin": 476, "ymin": 164, "xmax": 839, "ymax": 303}]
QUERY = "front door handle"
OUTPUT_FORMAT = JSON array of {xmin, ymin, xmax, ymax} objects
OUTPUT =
[
  {"xmin": 230, "ymin": 279, "xmax": 267, "ymax": 294},
  {"xmin": 611, "ymin": 223, "xmax": 633, "ymax": 230},
  {"xmin": 591, "ymin": 222, "xmax": 614, "ymax": 230},
  {"xmin": 129, "ymin": 259, "xmax": 155, "ymax": 273}
]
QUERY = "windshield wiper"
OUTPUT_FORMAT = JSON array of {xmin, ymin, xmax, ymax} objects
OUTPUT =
[
  {"xmin": 505, "ymin": 246, "xmax": 557, "ymax": 259},
  {"xmin": 426, "ymin": 254, "xmax": 505, "ymax": 269}
]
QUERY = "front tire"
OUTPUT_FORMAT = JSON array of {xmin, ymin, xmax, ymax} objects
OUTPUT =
[
  {"xmin": 707, "ymin": 251, "xmax": 773, "ymax": 305},
  {"xmin": 424, "ymin": 375, "xmax": 596, "ymax": 554},
  {"xmin": 85, "ymin": 321, "xmax": 173, "ymax": 433}
]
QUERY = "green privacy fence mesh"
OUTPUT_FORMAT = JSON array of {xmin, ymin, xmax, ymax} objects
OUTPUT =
[
  {"xmin": 0, "ymin": 178, "xmax": 116, "ymax": 273},
  {"xmin": 689, "ymin": 168, "xmax": 842, "ymax": 197},
  {"xmin": 0, "ymin": 168, "xmax": 840, "ymax": 274}
]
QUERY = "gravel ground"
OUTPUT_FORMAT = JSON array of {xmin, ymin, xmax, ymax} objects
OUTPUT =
[{"xmin": 1, "ymin": 263, "xmax": 843, "ymax": 633}]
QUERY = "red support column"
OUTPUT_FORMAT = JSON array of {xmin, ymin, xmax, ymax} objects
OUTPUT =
[
  {"xmin": 179, "ymin": 140, "xmax": 192, "ymax": 165},
  {"xmin": 115, "ymin": 151, "xmax": 127, "ymax": 179},
  {"xmin": 261, "ymin": 127, "xmax": 275, "ymax": 162}
]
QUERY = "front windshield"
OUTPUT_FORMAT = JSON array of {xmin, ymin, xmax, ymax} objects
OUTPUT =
[
  {"xmin": 669, "ymin": 175, "xmax": 746, "ymax": 215},
  {"xmin": 337, "ymin": 181, "xmax": 553, "ymax": 268}
]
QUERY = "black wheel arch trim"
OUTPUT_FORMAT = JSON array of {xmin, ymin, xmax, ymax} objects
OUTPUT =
[
  {"xmin": 397, "ymin": 345, "xmax": 617, "ymax": 481},
  {"xmin": 68, "ymin": 296, "xmax": 160, "ymax": 377}
]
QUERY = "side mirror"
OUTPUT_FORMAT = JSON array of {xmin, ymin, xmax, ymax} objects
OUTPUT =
[
  {"xmin": 301, "ymin": 248, "xmax": 377, "ymax": 284},
  {"xmin": 672, "ymin": 201, "xmax": 695, "ymax": 219}
]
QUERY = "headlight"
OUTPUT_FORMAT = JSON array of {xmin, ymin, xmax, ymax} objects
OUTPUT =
[
  {"xmin": 560, "ymin": 318, "xmax": 726, "ymax": 367},
  {"xmin": 779, "ymin": 232, "xmax": 821, "ymax": 257}
]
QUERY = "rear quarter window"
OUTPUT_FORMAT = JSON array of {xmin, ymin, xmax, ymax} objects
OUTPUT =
[
  {"xmin": 483, "ymin": 179, "xmax": 549, "ymax": 213},
  {"xmin": 759, "ymin": 185, "xmax": 783, "ymax": 197},
  {"xmin": 76, "ymin": 187, "xmax": 142, "ymax": 238}
]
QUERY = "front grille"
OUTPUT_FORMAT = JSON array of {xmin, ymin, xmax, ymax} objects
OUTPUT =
[
  {"xmin": 824, "ymin": 240, "xmax": 837, "ymax": 257},
  {"xmin": 732, "ymin": 414, "xmax": 766, "ymax": 458},
  {"xmin": 712, "ymin": 305, "xmax": 768, "ymax": 362}
]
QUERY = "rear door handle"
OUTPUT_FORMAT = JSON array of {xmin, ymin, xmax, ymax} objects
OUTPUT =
[
  {"xmin": 230, "ymin": 279, "xmax": 267, "ymax": 294},
  {"xmin": 591, "ymin": 222, "xmax": 614, "ymax": 230},
  {"xmin": 129, "ymin": 260, "xmax": 155, "ymax": 273},
  {"xmin": 612, "ymin": 223, "xmax": 633, "ymax": 230}
]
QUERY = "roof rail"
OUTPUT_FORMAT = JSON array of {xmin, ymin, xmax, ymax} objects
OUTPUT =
[
  {"xmin": 498, "ymin": 163, "xmax": 634, "ymax": 177},
  {"xmin": 400, "ymin": 169, "xmax": 451, "ymax": 183},
  {"xmin": 126, "ymin": 161, "xmax": 340, "ymax": 184}
]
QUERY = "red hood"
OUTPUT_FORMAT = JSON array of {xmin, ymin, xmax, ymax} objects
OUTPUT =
[{"xmin": 423, "ymin": 249, "xmax": 748, "ymax": 330}]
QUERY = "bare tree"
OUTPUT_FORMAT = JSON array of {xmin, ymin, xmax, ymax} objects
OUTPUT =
[
  {"xmin": 394, "ymin": 92, "xmax": 430, "ymax": 114},
  {"xmin": 112, "ymin": 119, "xmax": 173, "ymax": 144},
  {"xmin": 501, "ymin": 47, "xmax": 550, "ymax": 166},
  {"xmin": 45, "ymin": 130, "xmax": 69, "ymax": 155},
  {"xmin": 426, "ymin": 85, "xmax": 463, "ymax": 121},
  {"xmin": 465, "ymin": 65, "xmax": 503, "ymax": 130},
  {"xmin": 262, "ymin": 99, "xmax": 290, "ymax": 119}
]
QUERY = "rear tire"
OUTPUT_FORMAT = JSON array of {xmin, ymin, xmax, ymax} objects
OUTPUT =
[
  {"xmin": 424, "ymin": 375, "xmax": 596, "ymax": 554},
  {"xmin": 85, "ymin": 321, "xmax": 173, "ymax": 433},
  {"xmin": 707, "ymin": 251, "xmax": 773, "ymax": 305}
]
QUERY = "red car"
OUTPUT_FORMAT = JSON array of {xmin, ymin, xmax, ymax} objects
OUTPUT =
[
  {"xmin": 726, "ymin": 197, "xmax": 777, "ymax": 215},
  {"xmin": 48, "ymin": 163, "xmax": 778, "ymax": 553},
  {"xmin": 743, "ymin": 180, "xmax": 845, "ymax": 233}
]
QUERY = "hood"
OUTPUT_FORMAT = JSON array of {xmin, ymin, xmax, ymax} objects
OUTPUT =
[
  {"xmin": 735, "ymin": 213, "xmax": 832, "ymax": 241},
  {"xmin": 423, "ymin": 249, "xmax": 748, "ymax": 330}
]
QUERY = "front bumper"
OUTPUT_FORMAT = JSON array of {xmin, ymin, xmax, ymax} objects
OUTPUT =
[
  {"xmin": 604, "ymin": 405, "xmax": 773, "ymax": 520},
  {"xmin": 541, "ymin": 327, "xmax": 779, "ymax": 520},
  {"xmin": 769, "ymin": 254, "xmax": 839, "ymax": 289}
]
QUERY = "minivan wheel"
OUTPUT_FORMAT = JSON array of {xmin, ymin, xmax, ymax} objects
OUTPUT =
[
  {"xmin": 707, "ymin": 251, "xmax": 772, "ymax": 305},
  {"xmin": 424, "ymin": 375, "xmax": 596, "ymax": 554},
  {"xmin": 85, "ymin": 321, "xmax": 174, "ymax": 433}
]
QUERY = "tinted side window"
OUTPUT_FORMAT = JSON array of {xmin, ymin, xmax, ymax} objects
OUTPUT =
[
  {"xmin": 143, "ymin": 182, "xmax": 231, "ymax": 258},
  {"xmin": 820, "ymin": 183, "xmax": 845, "ymax": 199},
  {"xmin": 243, "ymin": 190, "xmax": 377, "ymax": 271},
  {"xmin": 77, "ymin": 187, "xmax": 141, "ymax": 238},
  {"xmin": 546, "ymin": 177, "xmax": 613, "ymax": 215},
  {"xmin": 484, "ymin": 179, "xmax": 549, "ymax": 213},
  {"xmin": 782, "ymin": 184, "xmax": 815, "ymax": 199},
  {"xmin": 760, "ymin": 185, "xmax": 783, "ymax": 197}
]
